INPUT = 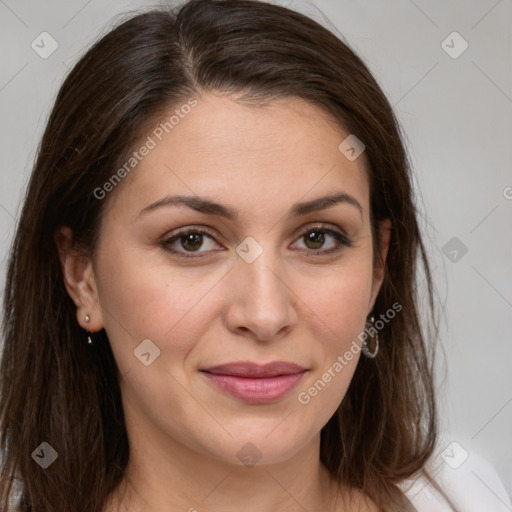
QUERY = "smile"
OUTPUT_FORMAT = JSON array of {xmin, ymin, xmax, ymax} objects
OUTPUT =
[{"xmin": 199, "ymin": 361, "xmax": 308, "ymax": 403}]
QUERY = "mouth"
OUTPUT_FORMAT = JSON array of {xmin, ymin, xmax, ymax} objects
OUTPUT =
[{"xmin": 200, "ymin": 361, "xmax": 307, "ymax": 403}]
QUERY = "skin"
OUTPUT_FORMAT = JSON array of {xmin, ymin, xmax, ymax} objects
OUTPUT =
[{"xmin": 56, "ymin": 93, "xmax": 390, "ymax": 512}]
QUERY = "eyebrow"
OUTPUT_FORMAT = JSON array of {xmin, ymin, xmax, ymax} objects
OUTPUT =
[{"xmin": 138, "ymin": 192, "xmax": 363, "ymax": 220}]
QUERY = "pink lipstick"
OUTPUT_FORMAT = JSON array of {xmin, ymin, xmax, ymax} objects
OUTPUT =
[{"xmin": 200, "ymin": 361, "xmax": 307, "ymax": 403}]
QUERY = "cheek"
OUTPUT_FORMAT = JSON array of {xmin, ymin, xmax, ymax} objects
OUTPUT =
[
  {"xmin": 294, "ymin": 267, "xmax": 372, "ymax": 422},
  {"xmin": 293, "ymin": 253, "xmax": 373, "ymax": 410},
  {"xmin": 94, "ymin": 243, "xmax": 221, "ymax": 373},
  {"xmin": 310, "ymin": 261, "xmax": 374, "ymax": 345}
]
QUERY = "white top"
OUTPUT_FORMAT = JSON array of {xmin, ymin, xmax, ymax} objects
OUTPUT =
[{"xmin": 398, "ymin": 445, "xmax": 512, "ymax": 512}]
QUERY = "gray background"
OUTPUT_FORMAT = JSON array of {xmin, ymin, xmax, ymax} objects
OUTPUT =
[{"xmin": 1, "ymin": 0, "xmax": 511, "ymax": 505}]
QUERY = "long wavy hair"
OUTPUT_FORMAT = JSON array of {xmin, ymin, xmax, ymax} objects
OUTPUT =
[{"xmin": 0, "ymin": 1, "xmax": 460, "ymax": 510}]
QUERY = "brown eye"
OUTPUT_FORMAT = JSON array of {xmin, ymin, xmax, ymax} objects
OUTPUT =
[
  {"xmin": 293, "ymin": 225, "xmax": 353, "ymax": 256},
  {"xmin": 162, "ymin": 228, "xmax": 221, "ymax": 258},
  {"xmin": 176, "ymin": 232, "xmax": 205, "ymax": 252},
  {"xmin": 303, "ymin": 229, "xmax": 327, "ymax": 250}
]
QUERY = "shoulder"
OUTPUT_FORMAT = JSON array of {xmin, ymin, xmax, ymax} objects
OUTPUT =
[{"xmin": 398, "ymin": 442, "xmax": 512, "ymax": 512}]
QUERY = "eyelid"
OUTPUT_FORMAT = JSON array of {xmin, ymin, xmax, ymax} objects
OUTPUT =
[{"xmin": 290, "ymin": 221, "xmax": 350, "ymax": 240}]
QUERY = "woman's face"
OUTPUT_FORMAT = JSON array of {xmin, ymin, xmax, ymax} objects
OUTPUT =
[{"xmin": 75, "ymin": 93, "xmax": 390, "ymax": 467}]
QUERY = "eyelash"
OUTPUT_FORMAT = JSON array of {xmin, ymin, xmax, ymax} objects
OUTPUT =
[{"xmin": 160, "ymin": 223, "xmax": 354, "ymax": 259}]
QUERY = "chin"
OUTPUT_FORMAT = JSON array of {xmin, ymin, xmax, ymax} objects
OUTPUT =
[{"xmin": 195, "ymin": 419, "xmax": 317, "ymax": 467}]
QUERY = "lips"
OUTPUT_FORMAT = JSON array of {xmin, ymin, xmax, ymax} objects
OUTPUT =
[
  {"xmin": 200, "ymin": 361, "xmax": 307, "ymax": 403},
  {"xmin": 201, "ymin": 361, "xmax": 306, "ymax": 378}
]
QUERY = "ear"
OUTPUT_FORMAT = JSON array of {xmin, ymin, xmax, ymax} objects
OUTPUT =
[
  {"xmin": 54, "ymin": 226, "xmax": 103, "ymax": 332},
  {"xmin": 368, "ymin": 218, "xmax": 392, "ymax": 312}
]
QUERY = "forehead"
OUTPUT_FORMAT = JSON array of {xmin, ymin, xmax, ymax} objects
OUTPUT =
[{"xmin": 105, "ymin": 93, "xmax": 371, "ymax": 221}]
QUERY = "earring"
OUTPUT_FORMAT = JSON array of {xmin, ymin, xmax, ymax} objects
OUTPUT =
[
  {"xmin": 84, "ymin": 314, "xmax": 93, "ymax": 345},
  {"xmin": 361, "ymin": 314, "xmax": 379, "ymax": 358}
]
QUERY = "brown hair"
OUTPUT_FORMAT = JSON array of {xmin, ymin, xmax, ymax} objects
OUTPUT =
[{"xmin": 0, "ymin": 1, "xmax": 460, "ymax": 510}]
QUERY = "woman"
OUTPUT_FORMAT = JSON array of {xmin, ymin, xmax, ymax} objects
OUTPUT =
[{"xmin": 0, "ymin": 0, "xmax": 470, "ymax": 510}]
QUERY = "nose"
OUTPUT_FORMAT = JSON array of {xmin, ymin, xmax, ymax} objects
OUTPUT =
[{"xmin": 223, "ymin": 249, "xmax": 298, "ymax": 342}]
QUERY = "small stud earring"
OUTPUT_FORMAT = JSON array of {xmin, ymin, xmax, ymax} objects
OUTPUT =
[{"xmin": 85, "ymin": 314, "xmax": 92, "ymax": 344}]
